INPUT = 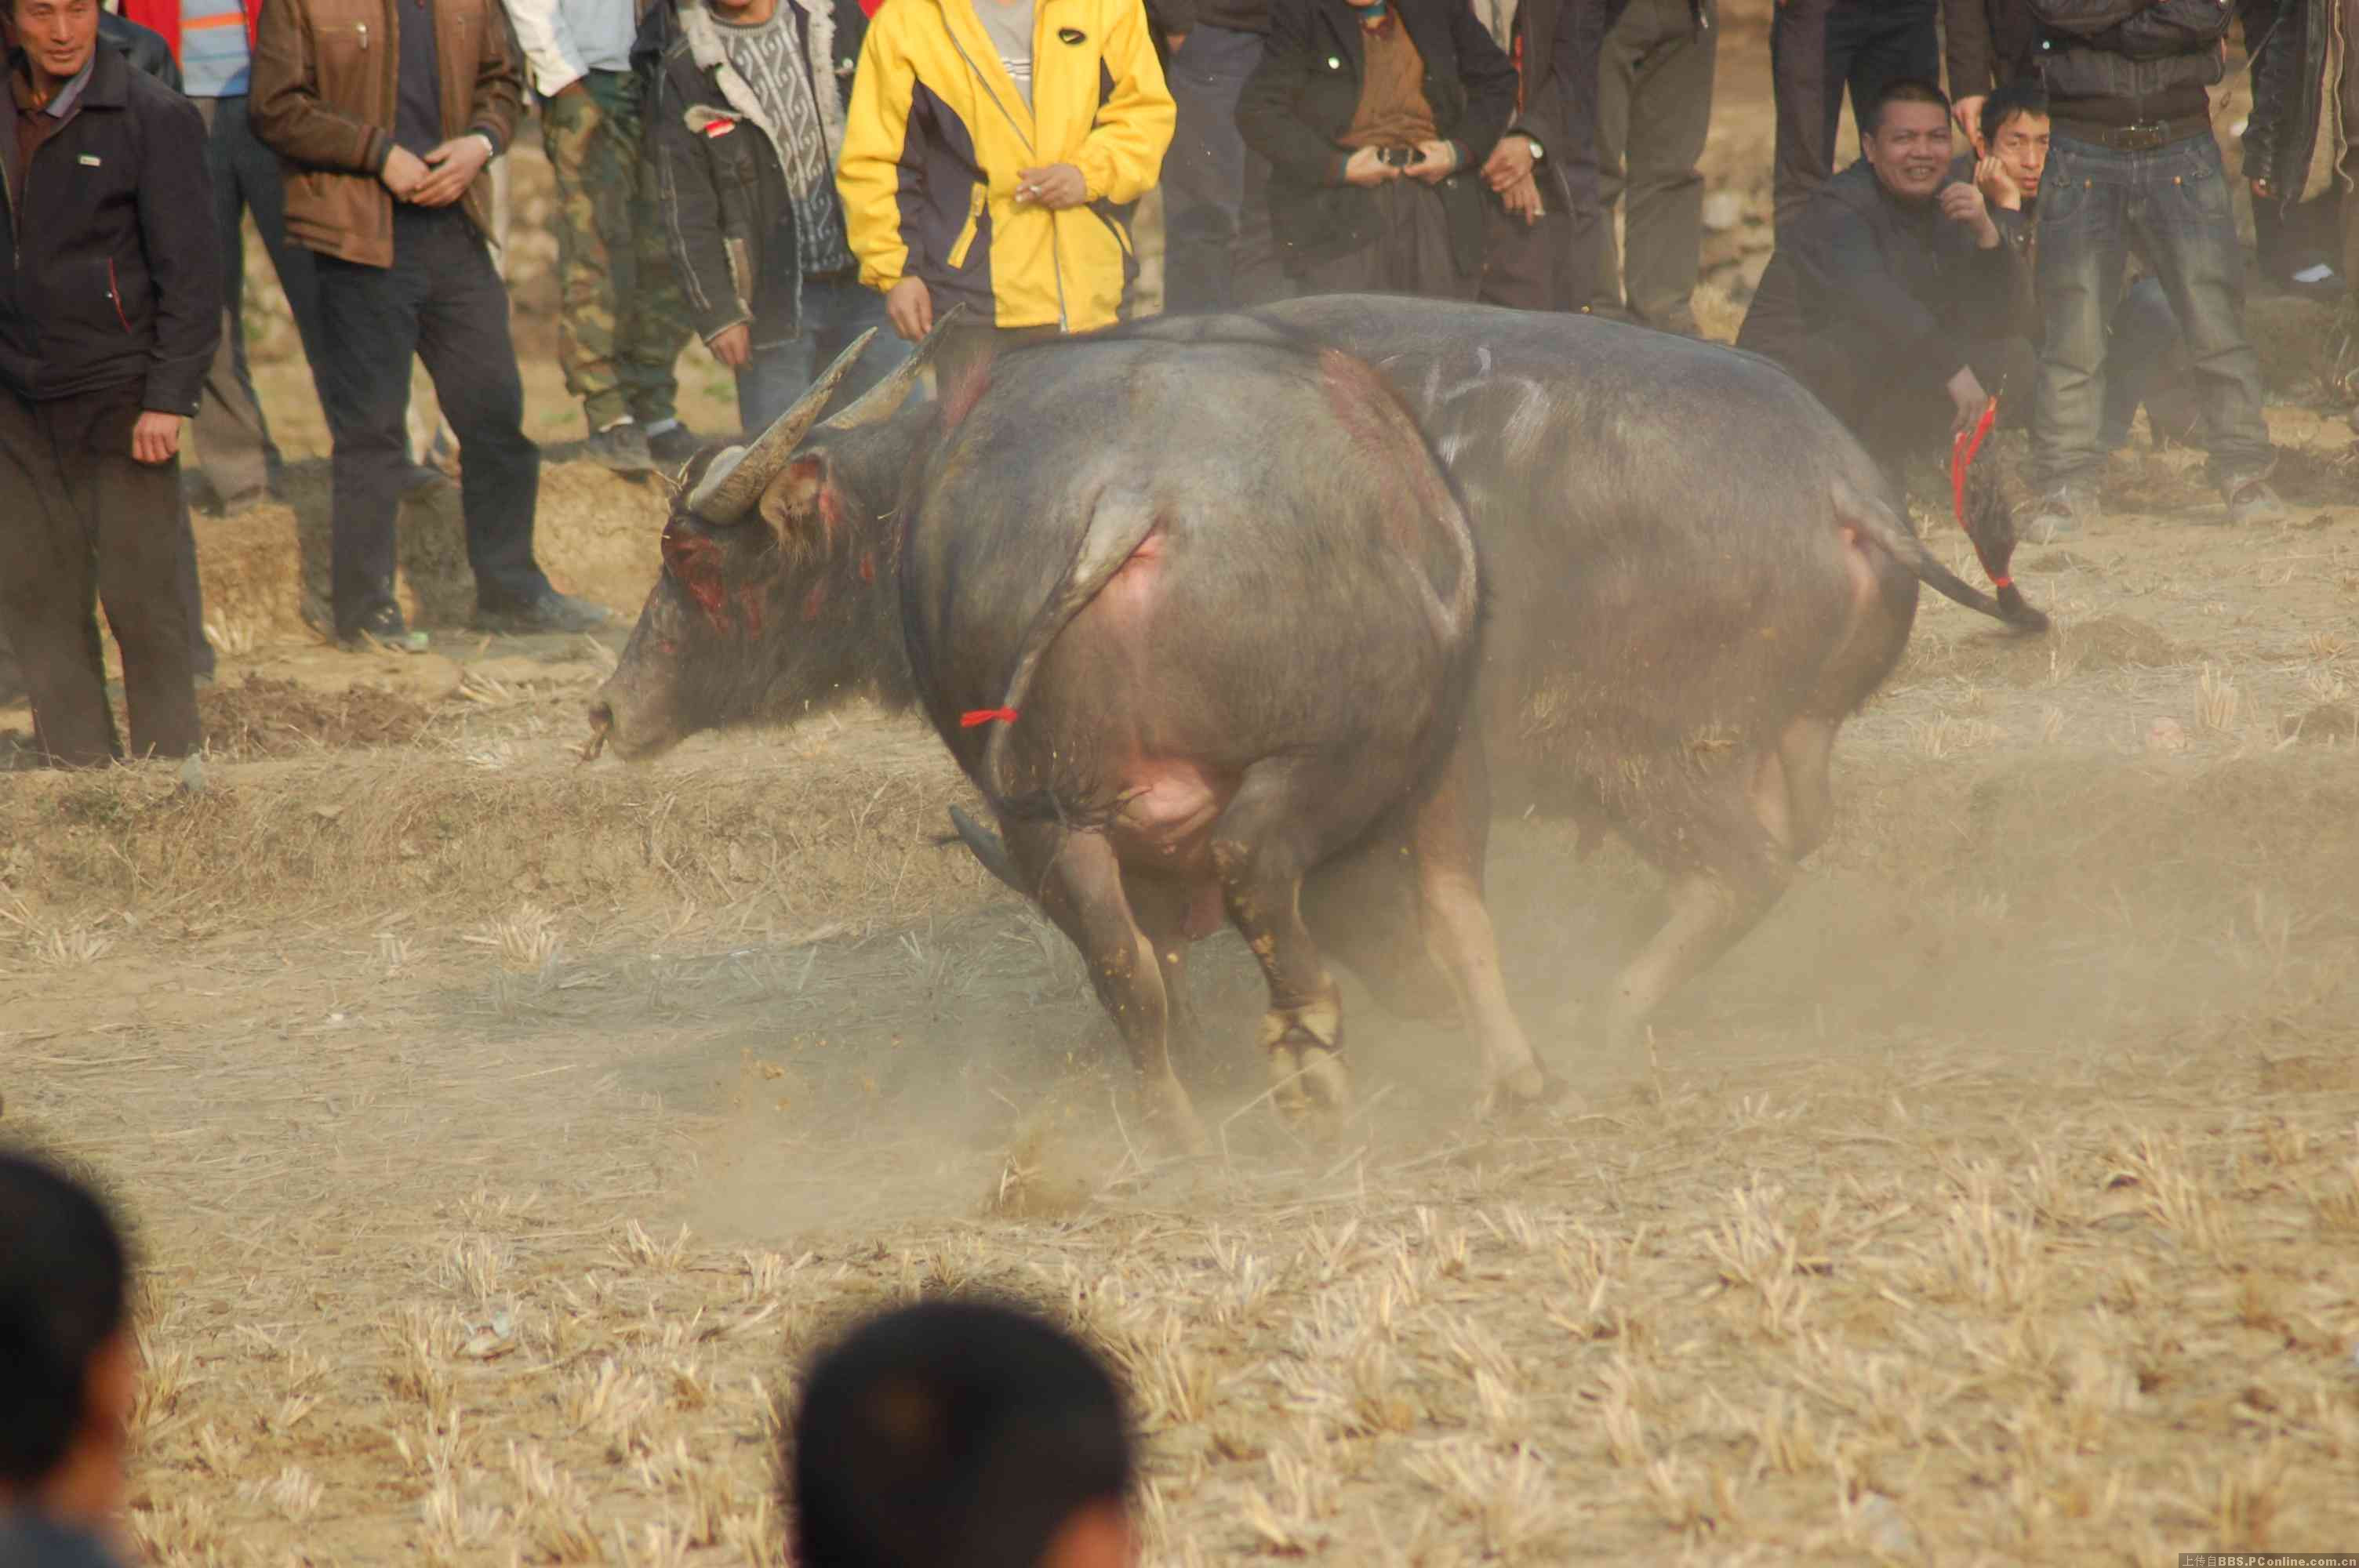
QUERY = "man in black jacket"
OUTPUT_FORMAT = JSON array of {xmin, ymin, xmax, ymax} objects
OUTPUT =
[
  {"xmin": 1771, "ymin": 0, "xmax": 1938, "ymax": 238},
  {"xmin": 2245, "ymin": 0, "xmax": 2355, "ymax": 325},
  {"xmin": 1471, "ymin": 0, "xmax": 1626, "ymax": 312},
  {"xmin": 648, "ymin": 0, "xmax": 903, "ymax": 436},
  {"xmin": 0, "ymin": 4, "xmax": 209, "ymax": 714},
  {"xmin": 2027, "ymin": 0, "xmax": 2282, "ymax": 529},
  {"xmin": 1, "ymin": 0, "xmax": 220, "ymax": 766},
  {"xmin": 1943, "ymin": 0, "xmax": 2038, "ymax": 144},
  {"xmin": 1739, "ymin": 79, "xmax": 2021, "ymax": 480},
  {"xmin": 1239, "ymin": 0, "xmax": 1516, "ymax": 297}
]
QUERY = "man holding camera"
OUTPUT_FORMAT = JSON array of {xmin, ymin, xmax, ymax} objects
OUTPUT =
[{"xmin": 1238, "ymin": 0, "xmax": 1516, "ymax": 298}]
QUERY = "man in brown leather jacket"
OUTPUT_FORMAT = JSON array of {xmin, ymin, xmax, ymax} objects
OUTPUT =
[{"xmin": 250, "ymin": 0, "xmax": 609, "ymax": 646}]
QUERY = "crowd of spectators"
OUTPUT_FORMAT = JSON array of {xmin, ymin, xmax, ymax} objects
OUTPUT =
[{"xmin": 2, "ymin": 0, "xmax": 2348, "ymax": 767}]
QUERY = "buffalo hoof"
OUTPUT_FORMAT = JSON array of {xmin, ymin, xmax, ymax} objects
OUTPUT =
[
  {"xmin": 1480, "ymin": 1065, "xmax": 1586, "ymax": 1123},
  {"xmin": 1269, "ymin": 1044, "xmax": 1351, "ymax": 1138},
  {"xmin": 1475, "ymin": 1060, "xmax": 1553, "ymax": 1117},
  {"xmin": 1145, "ymin": 1074, "xmax": 1211, "ymax": 1159}
]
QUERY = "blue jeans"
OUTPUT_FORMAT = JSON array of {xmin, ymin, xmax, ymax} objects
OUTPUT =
[
  {"xmin": 2032, "ymin": 132, "xmax": 2271, "ymax": 490},
  {"xmin": 734, "ymin": 273, "xmax": 909, "ymax": 436},
  {"xmin": 2099, "ymin": 275, "xmax": 2182, "ymax": 450}
]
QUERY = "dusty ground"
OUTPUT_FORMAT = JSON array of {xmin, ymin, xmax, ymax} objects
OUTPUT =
[{"xmin": 6, "ymin": 6, "xmax": 2359, "ymax": 1565}]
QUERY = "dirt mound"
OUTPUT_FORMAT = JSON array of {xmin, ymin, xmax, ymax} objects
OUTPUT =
[
  {"xmin": 198, "ymin": 676, "xmax": 437, "ymax": 758},
  {"xmin": 2048, "ymin": 612, "xmax": 2200, "ymax": 674},
  {"xmin": 0, "ymin": 719, "xmax": 991, "ymax": 934},
  {"xmin": 2279, "ymin": 700, "xmax": 2359, "ymax": 743},
  {"xmin": 2245, "ymin": 290, "xmax": 2340, "ymax": 395},
  {"xmin": 2265, "ymin": 438, "xmax": 2359, "ymax": 506},
  {"xmin": 1909, "ymin": 612, "xmax": 2202, "ymax": 688},
  {"xmin": 2100, "ymin": 449, "xmax": 2214, "ymax": 516},
  {"xmin": 2020, "ymin": 549, "xmax": 2100, "ymax": 574}
]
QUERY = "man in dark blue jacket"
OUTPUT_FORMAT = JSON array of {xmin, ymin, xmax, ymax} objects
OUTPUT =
[{"xmin": 1, "ymin": 0, "xmax": 220, "ymax": 765}]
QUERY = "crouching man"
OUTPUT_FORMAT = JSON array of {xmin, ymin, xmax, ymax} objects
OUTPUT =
[
  {"xmin": 1738, "ymin": 78, "xmax": 2026, "ymax": 484},
  {"xmin": 1, "ymin": 0, "xmax": 220, "ymax": 766}
]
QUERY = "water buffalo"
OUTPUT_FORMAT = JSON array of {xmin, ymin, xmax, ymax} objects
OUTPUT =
[
  {"xmin": 586, "ymin": 320, "xmax": 1554, "ymax": 1147},
  {"xmin": 952, "ymin": 298, "xmax": 2044, "ymax": 1077}
]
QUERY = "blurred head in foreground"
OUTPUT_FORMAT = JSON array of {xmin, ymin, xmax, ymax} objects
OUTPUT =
[
  {"xmin": 790, "ymin": 1299, "xmax": 1135, "ymax": 1568},
  {"xmin": 0, "ymin": 1149, "xmax": 137, "ymax": 1538}
]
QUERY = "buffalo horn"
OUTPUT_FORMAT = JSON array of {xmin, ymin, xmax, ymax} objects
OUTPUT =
[
  {"xmin": 819, "ymin": 303, "xmax": 970, "ymax": 431},
  {"xmin": 686, "ymin": 328, "xmax": 882, "ymax": 524}
]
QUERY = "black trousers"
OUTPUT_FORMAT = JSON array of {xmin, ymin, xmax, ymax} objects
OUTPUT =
[
  {"xmin": 1771, "ymin": 0, "xmax": 1939, "ymax": 238},
  {"xmin": 1479, "ymin": 180, "xmax": 1575, "ymax": 310},
  {"xmin": 0, "ymin": 383, "xmax": 204, "ymax": 766},
  {"xmin": 312, "ymin": 205, "xmax": 549, "ymax": 637},
  {"xmin": 1291, "ymin": 182, "xmax": 1479, "ymax": 300}
]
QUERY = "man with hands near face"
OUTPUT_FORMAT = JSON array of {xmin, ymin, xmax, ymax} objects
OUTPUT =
[
  {"xmin": 1, "ymin": 0, "xmax": 220, "ymax": 765},
  {"xmin": 1738, "ymin": 79, "xmax": 2025, "ymax": 482},
  {"xmin": 253, "ymin": 0, "xmax": 607, "ymax": 646},
  {"xmin": 1238, "ymin": 0, "xmax": 1515, "ymax": 296}
]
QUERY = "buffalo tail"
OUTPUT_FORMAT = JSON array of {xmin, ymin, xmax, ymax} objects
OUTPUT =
[{"xmin": 1834, "ymin": 475, "xmax": 2050, "ymax": 635}]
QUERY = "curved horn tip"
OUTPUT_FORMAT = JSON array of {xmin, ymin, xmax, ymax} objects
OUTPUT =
[
  {"xmin": 820, "ymin": 303, "xmax": 976, "ymax": 432},
  {"xmin": 684, "ymin": 444, "xmax": 751, "ymax": 522},
  {"xmin": 692, "ymin": 332, "xmax": 882, "ymax": 522}
]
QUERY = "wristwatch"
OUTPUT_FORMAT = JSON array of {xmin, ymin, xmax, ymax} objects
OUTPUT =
[{"xmin": 1525, "ymin": 135, "xmax": 1544, "ymax": 162}]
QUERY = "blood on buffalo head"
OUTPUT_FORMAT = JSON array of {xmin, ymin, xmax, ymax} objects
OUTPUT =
[{"xmin": 586, "ymin": 316, "xmax": 958, "ymax": 761}]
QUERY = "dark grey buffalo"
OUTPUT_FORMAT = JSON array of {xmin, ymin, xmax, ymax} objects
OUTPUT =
[
  {"xmin": 956, "ymin": 298, "xmax": 2044, "ymax": 1075},
  {"xmin": 586, "ymin": 321, "xmax": 1553, "ymax": 1146}
]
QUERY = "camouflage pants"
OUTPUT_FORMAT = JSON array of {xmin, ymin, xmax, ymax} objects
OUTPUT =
[{"xmin": 541, "ymin": 71, "xmax": 692, "ymax": 432}]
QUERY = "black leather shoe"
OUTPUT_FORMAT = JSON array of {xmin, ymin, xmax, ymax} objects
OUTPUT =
[
  {"xmin": 583, "ymin": 422, "xmax": 656, "ymax": 474},
  {"xmin": 338, "ymin": 604, "xmax": 427, "ymax": 652},
  {"xmin": 647, "ymin": 423, "xmax": 703, "ymax": 467}
]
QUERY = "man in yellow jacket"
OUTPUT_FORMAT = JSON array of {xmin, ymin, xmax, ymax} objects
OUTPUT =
[{"xmin": 836, "ymin": 0, "xmax": 1174, "ymax": 376}]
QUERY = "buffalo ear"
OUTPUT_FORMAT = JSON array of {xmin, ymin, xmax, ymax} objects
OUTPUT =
[{"xmin": 757, "ymin": 452, "xmax": 838, "ymax": 553}]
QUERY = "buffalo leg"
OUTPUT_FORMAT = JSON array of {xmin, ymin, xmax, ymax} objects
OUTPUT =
[
  {"xmin": 1206, "ymin": 777, "xmax": 1351, "ymax": 1130},
  {"xmin": 1124, "ymin": 871, "xmax": 1204, "ymax": 1075},
  {"xmin": 1409, "ymin": 739, "xmax": 1550, "ymax": 1112},
  {"xmin": 1005, "ymin": 822, "xmax": 1206, "ymax": 1152},
  {"xmin": 1301, "ymin": 837, "xmax": 1464, "ymax": 1024},
  {"xmin": 1579, "ymin": 788, "xmax": 1794, "ymax": 1057},
  {"xmin": 1774, "ymin": 717, "xmax": 1838, "ymax": 858}
]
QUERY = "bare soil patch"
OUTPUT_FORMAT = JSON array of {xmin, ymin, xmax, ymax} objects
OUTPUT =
[{"xmin": 198, "ymin": 676, "xmax": 438, "ymax": 759}]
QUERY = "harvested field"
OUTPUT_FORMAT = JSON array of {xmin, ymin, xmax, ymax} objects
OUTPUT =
[{"xmin": 7, "ymin": 6, "xmax": 2359, "ymax": 1564}]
